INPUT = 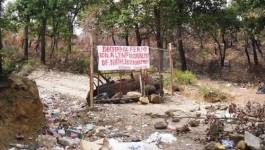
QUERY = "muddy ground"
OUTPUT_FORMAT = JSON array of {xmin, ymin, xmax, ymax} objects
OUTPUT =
[{"xmin": 26, "ymin": 69, "xmax": 265, "ymax": 150}]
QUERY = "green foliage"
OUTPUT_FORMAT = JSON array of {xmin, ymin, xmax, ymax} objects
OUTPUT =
[
  {"xmin": 174, "ymin": 70, "xmax": 197, "ymax": 85},
  {"xmin": 68, "ymin": 56, "xmax": 89, "ymax": 74},
  {"xmin": 199, "ymin": 86, "xmax": 228, "ymax": 103}
]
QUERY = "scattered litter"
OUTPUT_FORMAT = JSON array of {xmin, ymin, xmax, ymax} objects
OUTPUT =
[
  {"xmin": 146, "ymin": 132, "xmax": 177, "ymax": 144},
  {"xmin": 221, "ymin": 139, "xmax": 234, "ymax": 149},
  {"xmin": 82, "ymin": 124, "xmax": 96, "ymax": 133}
]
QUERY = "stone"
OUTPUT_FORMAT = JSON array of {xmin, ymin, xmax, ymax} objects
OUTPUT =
[
  {"xmin": 80, "ymin": 139, "xmax": 106, "ymax": 150},
  {"xmin": 196, "ymin": 113, "xmax": 201, "ymax": 118},
  {"xmin": 188, "ymin": 120, "xmax": 200, "ymax": 127},
  {"xmin": 139, "ymin": 97, "xmax": 149, "ymax": 105},
  {"xmin": 236, "ymin": 140, "xmax": 247, "ymax": 150},
  {"xmin": 176, "ymin": 124, "xmax": 190, "ymax": 134},
  {"xmin": 165, "ymin": 109, "xmax": 178, "ymax": 117},
  {"xmin": 126, "ymin": 91, "xmax": 142, "ymax": 97},
  {"xmin": 244, "ymin": 131, "xmax": 262, "ymax": 150},
  {"xmin": 205, "ymin": 142, "xmax": 226, "ymax": 150},
  {"xmin": 172, "ymin": 117, "xmax": 180, "ymax": 123},
  {"xmin": 154, "ymin": 121, "xmax": 168, "ymax": 130},
  {"xmin": 0, "ymin": 76, "xmax": 45, "ymax": 148},
  {"xmin": 58, "ymin": 137, "xmax": 80, "ymax": 147},
  {"xmin": 149, "ymin": 94, "xmax": 162, "ymax": 104}
]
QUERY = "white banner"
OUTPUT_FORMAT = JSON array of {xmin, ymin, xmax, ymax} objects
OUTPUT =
[{"xmin": 97, "ymin": 46, "xmax": 150, "ymax": 71}]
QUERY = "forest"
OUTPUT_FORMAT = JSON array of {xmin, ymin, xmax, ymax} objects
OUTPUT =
[{"xmin": 0, "ymin": 0, "xmax": 265, "ymax": 150}]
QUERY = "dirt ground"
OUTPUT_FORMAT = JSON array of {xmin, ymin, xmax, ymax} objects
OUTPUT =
[{"xmin": 27, "ymin": 69, "xmax": 265, "ymax": 150}]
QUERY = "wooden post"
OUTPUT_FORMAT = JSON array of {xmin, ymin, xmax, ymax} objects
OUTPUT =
[
  {"xmin": 119, "ymin": 71, "xmax": 122, "ymax": 95},
  {"xmin": 139, "ymin": 70, "xmax": 143, "ymax": 96},
  {"xmin": 169, "ymin": 43, "xmax": 174, "ymax": 95},
  {"xmin": 89, "ymin": 34, "xmax": 94, "ymax": 107}
]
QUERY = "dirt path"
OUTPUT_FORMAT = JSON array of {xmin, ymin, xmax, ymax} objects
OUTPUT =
[
  {"xmin": 195, "ymin": 79, "xmax": 265, "ymax": 105},
  {"xmin": 29, "ymin": 69, "xmax": 89, "ymax": 99}
]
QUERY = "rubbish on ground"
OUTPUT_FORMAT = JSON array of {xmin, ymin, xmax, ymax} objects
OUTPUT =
[
  {"xmin": 83, "ymin": 124, "xmax": 96, "ymax": 133},
  {"xmin": 221, "ymin": 139, "xmax": 234, "ymax": 149},
  {"xmin": 256, "ymin": 86, "xmax": 265, "ymax": 94},
  {"xmin": 81, "ymin": 132, "xmax": 176, "ymax": 150}
]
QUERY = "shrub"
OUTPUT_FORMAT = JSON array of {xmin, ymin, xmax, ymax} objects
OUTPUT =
[
  {"xmin": 199, "ymin": 86, "xmax": 228, "ymax": 103},
  {"xmin": 174, "ymin": 70, "xmax": 197, "ymax": 85}
]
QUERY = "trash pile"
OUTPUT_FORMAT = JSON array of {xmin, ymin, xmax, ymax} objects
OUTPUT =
[
  {"xmin": 80, "ymin": 132, "xmax": 176, "ymax": 150},
  {"xmin": 204, "ymin": 101, "xmax": 265, "ymax": 150}
]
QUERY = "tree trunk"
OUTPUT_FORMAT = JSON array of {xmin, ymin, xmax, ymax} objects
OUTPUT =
[
  {"xmin": 0, "ymin": 28, "xmax": 2, "ymax": 75},
  {"xmin": 220, "ymin": 32, "xmax": 227, "ymax": 67},
  {"xmin": 23, "ymin": 16, "xmax": 30, "ymax": 60},
  {"xmin": 67, "ymin": 24, "xmax": 73, "ymax": 54},
  {"xmin": 50, "ymin": 21, "xmax": 59, "ymax": 60},
  {"xmin": 65, "ymin": 23, "xmax": 73, "ymax": 63},
  {"xmin": 40, "ymin": 17, "xmax": 47, "ymax": 64},
  {"xmin": 254, "ymin": 39, "xmax": 263, "ymax": 57},
  {"xmin": 176, "ymin": 24, "xmax": 187, "ymax": 71},
  {"xmin": 154, "ymin": 6, "xmax": 163, "ymax": 71},
  {"xmin": 244, "ymin": 39, "xmax": 251, "ymax": 65},
  {"xmin": 0, "ymin": 2, "xmax": 3, "ymax": 75},
  {"xmin": 251, "ymin": 36, "xmax": 259, "ymax": 66},
  {"xmin": 125, "ymin": 31, "xmax": 129, "ymax": 46},
  {"xmin": 135, "ymin": 24, "xmax": 142, "ymax": 46},
  {"xmin": 111, "ymin": 30, "xmax": 116, "ymax": 45}
]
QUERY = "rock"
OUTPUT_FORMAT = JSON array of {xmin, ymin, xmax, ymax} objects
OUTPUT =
[
  {"xmin": 81, "ymin": 139, "xmax": 103, "ymax": 150},
  {"xmin": 154, "ymin": 121, "xmax": 168, "ymax": 129},
  {"xmin": 172, "ymin": 117, "xmax": 180, "ymax": 123},
  {"xmin": 139, "ymin": 97, "xmax": 149, "ymax": 105},
  {"xmin": 58, "ymin": 137, "xmax": 80, "ymax": 147},
  {"xmin": 244, "ymin": 131, "xmax": 262, "ymax": 150},
  {"xmin": 188, "ymin": 120, "xmax": 200, "ymax": 127},
  {"xmin": 176, "ymin": 124, "xmax": 190, "ymax": 134},
  {"xmin": 149, "ymin": 94, "xmax": 162, "ymax": 104},
  {"xmin": 0, "ymin": 76, "xmax": 45, "ymax": 148},
  {"xmin": 205, "ymin": 142, "xmax": 226, "ymax": 150},
  {"xmin": 165, "ymin": 109, "xmax": 178, "ymax": 117},
  {"xmin": 196, "ymin": 113, "xmax": 201, "ymax": 118},
  {"xmin": 126, "ymin": 91, "xmax": 142, "ymax": 97},
  {"xmin": 37, "ymin": 135, "xmax": 57, "ymax": 148},
  {"xmin": 236, "ymin": 140, "xmax": 247, "ymax": 150}
]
